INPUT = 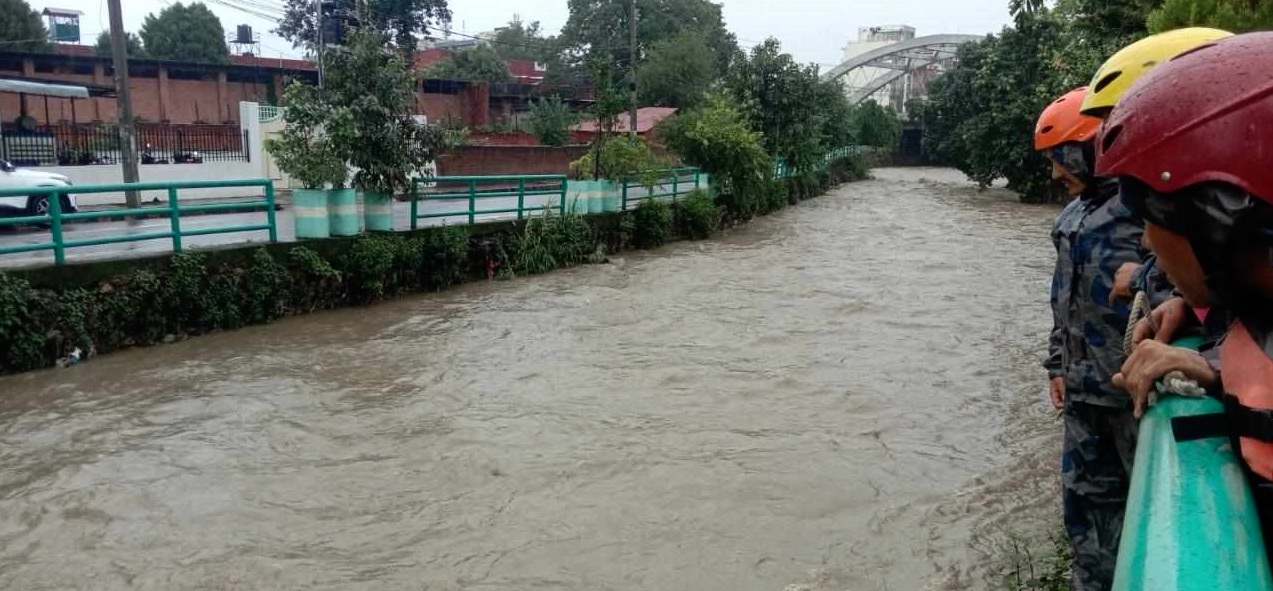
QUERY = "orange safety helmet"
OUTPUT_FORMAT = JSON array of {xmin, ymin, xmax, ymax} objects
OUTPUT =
[{"xmin": 1034, "ymin": 87, "xmax": 1102, "ymax": 151}]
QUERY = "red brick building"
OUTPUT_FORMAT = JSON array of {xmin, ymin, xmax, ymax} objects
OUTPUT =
[{"xmin": 0, "ymin": 45, "xmax": 581, "ymax": 129}]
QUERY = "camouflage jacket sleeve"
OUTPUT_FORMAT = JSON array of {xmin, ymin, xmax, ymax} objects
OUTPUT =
[
  {"xmin": 1132, "ymin": 252, "xmax": 1177, "ymax": 309},
  {"xmin": 1066, "ymin": 190, "xmax": 1144, "ymax": 404},
  {"xmin": 1045, "ymin": 209, "xmax": 1068, "ymax": 379}
]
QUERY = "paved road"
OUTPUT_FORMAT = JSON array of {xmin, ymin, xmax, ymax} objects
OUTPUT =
[{"xmin": 0, "ymin": 194, "xmax": 570, "ymax": 269}]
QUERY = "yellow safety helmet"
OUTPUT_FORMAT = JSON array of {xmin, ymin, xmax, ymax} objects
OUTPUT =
[{"xmin": 1079, "ymin": 27, "xmax": 1234, "ymax": 117}]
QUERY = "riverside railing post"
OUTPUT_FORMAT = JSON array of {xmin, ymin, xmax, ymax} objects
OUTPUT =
[
  {"xmin": 264, "ymin": 182, "xmax": 278, "ymax": 242},
  {"xmin": 559, "ymin": 179, "xmax": 567, "ymax": 216},
  {"xmin": 672, "ymin": 172, "xmax": 679, "ymax": 203},
  {"xmin": 517, "ymin": 178, "xmax": 526, "ymax": 220},
  {"xmin": 168, "ymin": 186, "xmax": 183, "ymax": 252},
  {"xmin": 468, "ymin": 180, "xmax": 477, "ymax": 225},
  {"xmin": 622, "ymin": 179, "xmax": 628, "ymax": 211},
  {"xmin": 694, "ymin": 170, "xmax": 700, "ymax": 190},
  {"xmin": 49, "ymin": 188, "xmax": 65, "ymax": 265},
  {"xmin": 410, "ymin": 180, "xmax": 419, "ymax": 230}
]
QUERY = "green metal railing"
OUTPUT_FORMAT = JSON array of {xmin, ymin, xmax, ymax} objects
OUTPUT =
[
  {"xmin": 0, "ymin": 179, "xmax": 277, "ymax": 265},
  {"xmin": 620, "ymin": 167, "xmax": 704, "ymax": 210},
  {"xmin": 409, "ymin": 174, "xmax": 569, "ymax": 229}
]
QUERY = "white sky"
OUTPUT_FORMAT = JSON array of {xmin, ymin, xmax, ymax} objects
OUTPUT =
[{"xmin": 32, "ymin": 0, "xmax": 1009, "ymax": 67}]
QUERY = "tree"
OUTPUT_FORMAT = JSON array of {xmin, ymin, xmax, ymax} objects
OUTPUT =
[
  {"xmin": 0, "ymin": 0, "xmax": 49, "ymax": 53},
  {"xmin": 324, "ymin": 27, "xmax": 446, "ymax": 194},
  {"xmin": 140, "ymin": 2, "xmax": 229, "ymax": 63},
  {"xmin": 94, "ymin": 31, "xmax": 145, "ymax": 58},
  {"xmin": 1147, "ymin": 0, "xmax": 1273, "ymax": 32},
  {"xmin": 424, "ymin": 44, "xmax": 512, "ymax": 83},
  {"xmin": 491, "ymin": 18, "xmax": 553, "ymax": 62},
  {"xmin": 526, "ymin": 96, "xmax": 577, "ymax": 147},
  {"xmin": 265, "ymin": 81, "xmax": 355, "ymax": 189},
  {"xmin": 277, "ymin": 0, "xmax": 451, "ymax": 53},
  {"xmin": 726, "ymin": 38, "xmax": 825, "ymax": 172},
  {"xmin": 852, "ymin": 101, "xmax": 901, "ymax": 149},
  {"xmin": 560, "ymin": 0, "xmax": 737, "ymax": 76},
  {"xmin": 656, "ymin": 95, "xmax": 771, "ymax": 218},
  {"xmin": 637, "ymin": 31, "xmax": 713, "ymax": 109}
]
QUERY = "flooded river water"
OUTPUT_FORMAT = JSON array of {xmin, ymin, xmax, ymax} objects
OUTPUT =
[{"xmin": 0, "ymin": 168, "xmax": 1063, "ymax": 590}]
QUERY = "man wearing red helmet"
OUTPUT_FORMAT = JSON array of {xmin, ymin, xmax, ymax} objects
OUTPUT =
[
  {"xmin": 1098, "ymin": 32, "xmax": 1273, "ymax": 553},
  {"xmin": 1035, "ymin": 87, "xmax": 1167, "ymax": 591}
]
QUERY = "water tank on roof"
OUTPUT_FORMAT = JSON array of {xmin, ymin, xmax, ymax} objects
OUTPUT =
[{"xmin": 236, "ymin": 25, "xmax": 253, "ymax": 44}]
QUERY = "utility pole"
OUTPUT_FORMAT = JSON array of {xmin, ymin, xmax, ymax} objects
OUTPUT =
[
  {"xmin": 315, "ymin": 0, "xmax": 324, "ymax": 87},
  {"xmin": 628, "ymin": 0, "xmax": 638, "ymax": 142},
  {"xmin": 107, "ymin": 0, "xmax": 140, "ymax": 207}
]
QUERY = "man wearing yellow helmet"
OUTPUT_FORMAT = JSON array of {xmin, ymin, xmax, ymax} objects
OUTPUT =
[
  {"xmin": 1083, "ymin": 27, "xmax": 1235, "ymax": 342},
  {"xmin": 1041, "ymin": 27, "xmax": 1235, "ymax": 591}
]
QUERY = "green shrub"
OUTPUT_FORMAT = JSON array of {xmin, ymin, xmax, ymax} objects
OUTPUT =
[
  {"xmin": 765, "ymin": 179, "xmax": 790, "ymax": 213},
  {"xmin": 630, "ymin": 200, "xmax": 672, "ymax": 249},
  {"xmin": 289, "ymin": 246, "xmax": 342, "ymax": 312},
  {"xmin": 343, "ymin": 235, "xmax": 398, "ymax": 301},
  {"xmin": 675, "ymin": 190, "xmax": 720, "ymax": 239},
  {"xmin": 246, "ymin": 248, "xmax": 291, "ymax": 324},
  {"xmin": 527, "ymin": 96, "xmax": 577, "ymax": 147},
  {"xmin": 570, "ymin": 136, "xmax": 667, "ymax": 184},
  {"xmin": 514, "ymin": 211, "xmax": 595, "ymax": 275},
  {"xmin": 422, "ymin": 226, "xmax": 470, "ymax": 288},
  {"xmin": 656, "ymin": 96, "xmax": 770, "ymax": 220}
]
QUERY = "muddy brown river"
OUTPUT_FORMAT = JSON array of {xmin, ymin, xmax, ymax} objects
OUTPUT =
[{"xmin": 0, "ymin": 168, "xmax": 1063, "ymax": 590}]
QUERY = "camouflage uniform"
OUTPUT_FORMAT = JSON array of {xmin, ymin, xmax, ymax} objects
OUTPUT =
[{"xmin": 1045, "ymin": 181, "xmax": 1164, "ymax": 591}]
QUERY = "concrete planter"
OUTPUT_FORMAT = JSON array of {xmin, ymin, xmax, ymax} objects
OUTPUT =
[
  {"xmin": 292, "ymin": 188, "xmax": 331, "ymax": 239},
  {"xmin": 327, "ymin": 188, "xmax": 359, "ymax": 236},
  {"xmin": 362, "ymin": 191, "xmax": 393, "ymax": 232}
]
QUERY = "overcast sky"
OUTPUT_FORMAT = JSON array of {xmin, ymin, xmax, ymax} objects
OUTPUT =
[{"xmin": 33, "ymin": 0, "xmax": 1009, "ymax": 67}]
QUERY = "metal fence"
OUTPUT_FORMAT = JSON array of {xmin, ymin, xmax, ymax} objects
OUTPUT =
[
  {"xmin": 0, "ymin": 124, "xmax": 249, "ymax": 167},
  {"xmin": 0, "ymin": 179, "xmax": 276, "ymax": 265},
  {"xmin": 409, "ymin": 174, "xmax": 569, "ymax": 227},
  {"xmin": 620, "ymin": 168, "xmax": 706, "ymax": 210}
]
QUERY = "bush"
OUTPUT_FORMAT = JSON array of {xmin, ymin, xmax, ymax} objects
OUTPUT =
[
  {"xmin": 675, "ymin": 190, "xmax": 720, "ymax": 239},
  {"xmin": 514, "ymin": 211, "xmax": 595, "ymax": 275},
  {"xmin": 656, "ymin": 96, "xmax": 770, "ymax": 220},
  {"xmin": 526, "ymin": 96, "xmax": 577, "ymax": 147},
  {"xmin": 570, "ymin": 136, "xmax": 667, "ymax": 184},
  {"xmin": 764, "ymin": 180, "xmax": 790, "ymax": 213},
  {"xmin": 630, "ymin": 200, "xmax": 672, "ymax": 249}
]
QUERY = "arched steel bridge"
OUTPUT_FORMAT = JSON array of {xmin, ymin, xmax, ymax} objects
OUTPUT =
[{"xmin": 822, "ymin": 34, "xmax": 982, "ymax": 104}]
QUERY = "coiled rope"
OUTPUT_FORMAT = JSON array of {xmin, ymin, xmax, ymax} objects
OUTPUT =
[{"xmin": 1125, "ymin": 291, "xmax": 1207, "ymax": 404}]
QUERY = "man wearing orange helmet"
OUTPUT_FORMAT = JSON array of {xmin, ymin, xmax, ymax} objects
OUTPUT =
[
  {"xmin": 1099, "ymin": 31, "xmax": 1273, "ymax": 560},
  {"xmin": 1036, "ymin": 87, "xmax": 1161, "ymax": 591}
]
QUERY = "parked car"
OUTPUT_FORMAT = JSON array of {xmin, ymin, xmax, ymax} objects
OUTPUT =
[{"xmin": 0, "ymin": 160, "xmax": 77, "ymax": 217}]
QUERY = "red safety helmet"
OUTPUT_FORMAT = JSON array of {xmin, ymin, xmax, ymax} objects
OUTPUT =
[
  {"xmin": 1096, "ymin": 32, "xmax": 1273, "ymax": 203},
  {"xmin": 1034, "ymin": 87, "xmax": 1102, "ymax": 150}
]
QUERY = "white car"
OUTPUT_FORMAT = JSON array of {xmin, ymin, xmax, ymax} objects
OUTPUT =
[{"xmin": 0, "ymin": 160, "xmax": 77, "ymax": 217}]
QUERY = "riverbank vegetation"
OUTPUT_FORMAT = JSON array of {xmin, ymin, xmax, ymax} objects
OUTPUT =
[
  {"xmin": 919, "ymin": 0, "xmax": 1273, "ymax": 203},
  {"xmin": 0, "ymin": 150, "xmax": 866, "ymax": 376}
]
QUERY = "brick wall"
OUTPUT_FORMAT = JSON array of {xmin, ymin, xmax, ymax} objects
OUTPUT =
[
  {"xmin": 416, "ymin": 93, "xmax": 462, "ymax": 124},
  {"xmin": 2, "ymin": 54, "xmax": 494, "ymax": 128},
  {"xmin": 436, "ymin": 145, "xmax": 590, "ymax": 176}
]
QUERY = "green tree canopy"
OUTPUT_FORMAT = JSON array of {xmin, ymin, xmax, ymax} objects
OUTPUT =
[
  {"xmin": 324, "ymin": 27, "xmax": 446, "ymax": 194},
  {"xmin": 0, "ymin": 0, "xmax": 49, "ymax": 53},
  {"xmin": 491, "ymin": 18, "xmax": 554, "ymax": 62},
  {"xmin": 1147, "ymin": 0, "xmax": 1273, "ymax": 32},
  {"xmin": 560, "ymin": 0, "xmax": 737, "ymax": 76},
  {"xmin": 725, "ymin": 39, "xmax": 826, "ymax": 171},
  {"xmin": 852, "ymin": 101, "xmax": 902, "ymax": 149},
  {"xmin": 277, "ymin": 0, "xmax": 451, "ymax": 53},
  {"xmin": 94, "ymin": 31, "xmax": 146, "ymax": 58},
  {"xmin": 636, "ymin": 31, "xmax": 713, "ymax": 109},
  {"xmin": 140, "ymin": 2, "xmax": 229, "ymax": 63},
  {"xmin": 424, "ymin": 44, "xmax": 512, "ymax": 83}
]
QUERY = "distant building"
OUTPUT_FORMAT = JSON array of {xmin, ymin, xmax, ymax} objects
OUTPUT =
[{"xmin": 840, "ymin": 25, "xmax": 916, "ymax": 110}]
